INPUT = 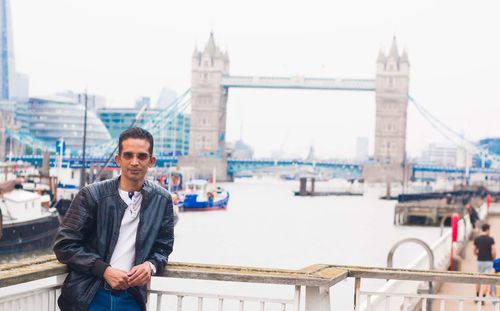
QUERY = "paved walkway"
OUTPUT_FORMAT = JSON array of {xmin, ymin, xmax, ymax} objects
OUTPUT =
[{"xmin": 433, "ymin": 203, "xmax": 500, "ymax": 310}]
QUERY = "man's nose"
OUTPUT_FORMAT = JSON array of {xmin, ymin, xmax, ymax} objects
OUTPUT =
[{"xmin": 130, "ymin": 157, "xmax": 140, "ymax": 165}]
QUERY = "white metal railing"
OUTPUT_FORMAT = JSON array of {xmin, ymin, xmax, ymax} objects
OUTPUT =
[
  {"xmin": 2, "ymin": 261, "xmax": 500, "ymax": 311},
  {"xmin": 0, "ymin": 275, "xmax": 63, "ymax": 311},
  {"xmin": 0, "ymin": 286, "xmax": 61, "ymax": 311},
  {"xmin": 358, "ymin": 204, "xmax": 482, "ymax": 311},
  {"xmin": 147, "ymin": 287, "xmax": 299, "ymax": 311},
  {"xmin": 359, "ymin": 290, "xmax": 500, "ymax": 311}
]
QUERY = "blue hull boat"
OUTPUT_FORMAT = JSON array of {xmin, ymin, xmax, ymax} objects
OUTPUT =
[{"xmin": 179, "ymin": 179, "xmax": 230, "ymax": 211}]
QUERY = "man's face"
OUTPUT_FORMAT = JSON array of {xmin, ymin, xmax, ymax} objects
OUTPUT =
[{"xmin": 115, "ymin": 138, "xmax": 156, "ymax": 183}]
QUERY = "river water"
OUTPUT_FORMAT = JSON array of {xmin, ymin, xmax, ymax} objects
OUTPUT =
[{"xmin": 154, "ymin": 177, "xmax": 444, "ymax": 310}]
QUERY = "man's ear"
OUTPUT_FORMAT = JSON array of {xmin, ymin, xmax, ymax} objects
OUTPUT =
[
  {"xmin": 115, "ymin": 154, "xmax": 121, "ymax": 166},
  {"xmin": 149, "ymin": 156, "xmax": 157, "ymax": 167}
]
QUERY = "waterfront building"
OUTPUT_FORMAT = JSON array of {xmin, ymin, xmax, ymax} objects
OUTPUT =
[
  {"xmin": 0, "ymin": 0, "xmax": 29, "ymax": 100},
  {"xmin": 15, "ymin": 96, "xmax": 111, "ymax": 154},
  {"xmin": 97, "ymin": 107, "xmax": 190, "ymax": 156},
  {"xmin": 419, "ymin": 143, "xmax": 458, "ymax": 167}
]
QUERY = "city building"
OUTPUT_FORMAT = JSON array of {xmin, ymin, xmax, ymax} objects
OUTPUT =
[
  {"xmin": 15, "ymin": 96, "xmax": 111, "ymax": 154},
  {"xmin": 0, "ymin": 0, "xmax": 29, "ymax": 100},
  {"xmin": 56, "ymin": 90, "xmax": 107, "ymax": 111},
  {"xmin": 473, "ymin": 137, "xmax": 500, "ymax": 168},
  {"xmin": 355, "ymin": 137, "xmax": 369, "ymax": 161},
  {"xmin": 227, "ymin": 139, "xmax": 254, "ymax": 159},
  {"xmin": 478, "ymin": 138, "xmax": 500, "ymax": 156},
  {"xmin": 0, "ymin": 100, "xmax": 19, "ymax": 158},
  {"xmin": 97, "ymin": 107, "xmax": 190, "ymax": 156},
  {"xmin": 419, "ymin": 143, "xmax": 458, "ymax": 167},
  {"xmin": 135, "ymin": 96, "xmax": 151, "ymax": 110},
  {"xmin": 156, "ymin": 87, "xmax": 178, "ymax": 109}
]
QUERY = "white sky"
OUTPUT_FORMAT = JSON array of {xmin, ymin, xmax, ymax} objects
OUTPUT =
[{"xmin": 10, "ymin": 0, "xmax": 500, "ymax": 159}]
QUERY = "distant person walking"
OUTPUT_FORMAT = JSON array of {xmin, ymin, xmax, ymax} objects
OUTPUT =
[
  {"xmin": 465, "ymin": 202, "xmax": 479, "ymax": 229},
  {"xmin": 473, "ymin": 223, "xmax": 496, "ymax": 300}
]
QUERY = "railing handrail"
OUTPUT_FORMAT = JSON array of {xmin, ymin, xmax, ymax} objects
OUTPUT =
[{"xmin": 2, "ymin": 256, "xmax": 500, "ymax": 289}]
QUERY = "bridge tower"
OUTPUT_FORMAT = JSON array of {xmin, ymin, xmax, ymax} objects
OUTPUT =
[
  {"xmin": 364, "ymin": 37, "xmax": 411, "ymax": 182},
  {"xmin": 179, "ymin": 33, "xmax": 230, "ymax": 180}
]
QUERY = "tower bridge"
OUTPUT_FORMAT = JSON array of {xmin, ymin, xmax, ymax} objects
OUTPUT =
[
  {"xmin": 181, "ymin": 33, "xmax": 409, "ymax": 182},
  {"xmin": 3, "ymin": 29, "xmax": 499, "ymax": 182}
]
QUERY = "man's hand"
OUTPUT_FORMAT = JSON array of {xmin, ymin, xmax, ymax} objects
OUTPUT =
[
  {"xmin": 127, "ymin": 262, "xmax": 152, "ymax": 287},
  {"xmin": 103, "ymin": 266, "xmax": 129, "ymax": 290}
]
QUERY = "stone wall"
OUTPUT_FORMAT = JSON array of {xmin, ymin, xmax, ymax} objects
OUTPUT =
[
  {"xmin": 178, "ymin": 155, "xmax": 228, "ymax": 181},
  {"xmin": 363, "ymin": 162, "xmax": 412, "ymax": 183}
]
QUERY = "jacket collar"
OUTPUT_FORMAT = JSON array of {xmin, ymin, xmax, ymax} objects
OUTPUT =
[
  {"xmin": 113, "ymin": 176, "xmax": 153, "ymax": 194},
  {"xmin": 114, "ymin": 175, "xmax": 153, "ymax": 210}
]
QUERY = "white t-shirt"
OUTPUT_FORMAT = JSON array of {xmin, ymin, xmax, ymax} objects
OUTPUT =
[{"xmin": 109, "ymin": 189, "xmax": 143, "ymax": 272}]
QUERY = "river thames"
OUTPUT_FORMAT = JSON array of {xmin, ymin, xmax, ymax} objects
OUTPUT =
[{"xmin": 157, "ymin": 177, "xmax": 445, "ymax": 310}]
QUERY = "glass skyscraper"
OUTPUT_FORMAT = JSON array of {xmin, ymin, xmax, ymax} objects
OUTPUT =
[
  {"xmin": 97, "ymin": 108, "xmax": 190, "ymax": 156},
  {"xmin": 0, "ymin": 0, "xmax": 15, "ymax": 100}
]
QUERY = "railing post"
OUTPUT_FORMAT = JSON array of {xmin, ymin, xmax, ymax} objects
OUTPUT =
[
  {"xmin": 294, "ymin": 285, "xmax": 301, "ymax": 311},
  {"xmin": 354, "ymin": 277, "xmax": 361, "ymax": 311},
  {"xmin": 305, "ymin": 286, "xmax": 331, "ymax": 311}
]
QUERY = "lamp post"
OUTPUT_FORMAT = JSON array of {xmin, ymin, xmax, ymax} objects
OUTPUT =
[{"xmin": 79, "ymin": 93, "xmax": 88, "ymax": 189}]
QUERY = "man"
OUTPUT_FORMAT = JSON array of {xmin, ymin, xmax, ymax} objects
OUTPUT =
[
  {"xmin": 53, "ymin": 127, "xmax": 174, "ymax": 311},
  {"xmin": 473, "ymin": 223, "xmax": 496, "ymax": 300}
]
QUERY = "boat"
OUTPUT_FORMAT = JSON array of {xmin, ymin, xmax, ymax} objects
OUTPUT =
[
  {"xmin": 180, "ymin": 179, "xmax": 230, "ymax": 211},
  {"xmin": 0, "ymin": 180, "xmax": 60, "ymax": 255}
]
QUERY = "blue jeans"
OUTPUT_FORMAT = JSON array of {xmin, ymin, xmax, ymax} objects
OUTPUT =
[{"xmin": 88, "ymin": 288, "xmax": 141, "ymax": 311}]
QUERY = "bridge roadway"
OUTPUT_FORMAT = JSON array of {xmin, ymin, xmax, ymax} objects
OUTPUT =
[
  {"xmin": 6, "ymin": 155, "xmax": 500, "ymax": 180},
  {"xmin": 434, "ymin": 203, "xmax": 500, "ymax": 310},
  {"xmin": 220, "ymin": 75, "xmax": 376, "ymax": 91}
]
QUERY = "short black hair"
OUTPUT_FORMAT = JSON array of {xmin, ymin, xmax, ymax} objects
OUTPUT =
[
  {"xmin": 118, "ymin": 127, "xmax": 154, "ymax": 155},
  {"xmin": 482, "ymin": 223, "xmax": 490, "ymax": 232}
]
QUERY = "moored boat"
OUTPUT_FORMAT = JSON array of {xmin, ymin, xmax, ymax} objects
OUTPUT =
[
  {"xmin": 181, "ymin": 179, "xmax": 230, "ymax": 211},
  {"xmin": 0, "ymin": 180, "xmax": 60, "ymax": 255}
]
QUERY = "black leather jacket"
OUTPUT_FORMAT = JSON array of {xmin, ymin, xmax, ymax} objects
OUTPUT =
[{"xmin": 53, "ymin": 177, "xmax": 174, "ymax": 311}]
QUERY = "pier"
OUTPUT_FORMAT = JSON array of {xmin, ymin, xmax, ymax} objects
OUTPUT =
[{"xmin": 394, "ymin": 188, "xmax": 487, "ymax": 226}]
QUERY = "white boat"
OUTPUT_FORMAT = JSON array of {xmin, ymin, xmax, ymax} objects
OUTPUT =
[{"xmin": 0, "ymin": 180, "xmax": 60, "ymax": 255}]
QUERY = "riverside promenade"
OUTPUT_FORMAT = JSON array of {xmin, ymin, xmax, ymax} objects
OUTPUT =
[{"xmin": 433, "ymin": 203, "xmax": 500, "ymax": 310}]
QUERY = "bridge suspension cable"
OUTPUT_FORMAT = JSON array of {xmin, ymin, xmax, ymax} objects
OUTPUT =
[
  {"xmin": 92, "ymin": 89, "xmax": 191, "ymax": 182},
  {"xmin": 5, "ymin": 127, "xmax": 53, "ymax": 153},
  {"xmin": 408, "ymin": 95, "xmax": 500, "ymax": 168},
  {"xmin": 90, "ymin": 88, "xmax": 191, "ymax": 157}
]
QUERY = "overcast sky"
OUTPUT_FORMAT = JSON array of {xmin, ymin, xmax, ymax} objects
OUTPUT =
[{"xmin": 10, "ymin": 0, "xmax": 500, "ymax": 159}]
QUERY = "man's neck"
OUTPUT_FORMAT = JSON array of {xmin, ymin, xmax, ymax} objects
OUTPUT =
[{"xmin": 119, "ymin": 177, "xmax": 144, "ymax": 192}]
